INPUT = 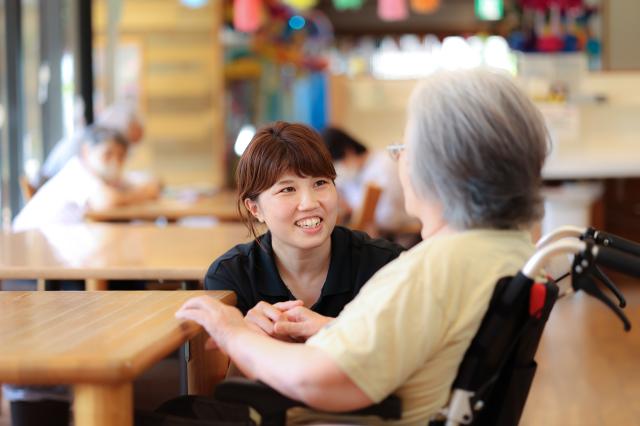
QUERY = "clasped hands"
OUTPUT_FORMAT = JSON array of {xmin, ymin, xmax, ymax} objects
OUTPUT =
[
  {"xmin": 244, "ymin": 300, "xmax": 332, "ymax": 342},
  {"xmin": 175, "ymin": 296, "xmax": 332, "ymax": 352}
]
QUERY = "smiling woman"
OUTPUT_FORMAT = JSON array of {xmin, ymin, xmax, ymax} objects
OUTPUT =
[
  {"xmin": 134, "ymin": 122, "xmax": 404, "ymax": 424},
  {"xmin": 206, "ymin": 121, "xmax": 404, "ymax": 324}
]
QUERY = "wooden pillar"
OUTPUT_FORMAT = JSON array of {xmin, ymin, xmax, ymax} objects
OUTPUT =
[
  {"xmin": 187, "ymin": 331, "xmax": 229, "ymax": 395},
  {"xmin": 74, "ymin": 382, "xmax": 132, "ymax": 426}
]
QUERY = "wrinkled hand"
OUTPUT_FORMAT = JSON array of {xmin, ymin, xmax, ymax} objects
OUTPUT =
[
  {"xmin": 175, "ymin": 296, "xmax": 246, "ymax": 352},
  {"xmin": 244, "ymin": 300, "xmax": 303, "ymax": 338},
  {"xmin": 274, "ymin": 305, "xmax": 333, "ymax": 341}
]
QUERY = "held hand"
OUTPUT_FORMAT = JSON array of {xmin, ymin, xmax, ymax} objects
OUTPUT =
[
  {"xmin": 273, "ymin": 306, "xmax": 333, "ymax": 341},
  {"xmin": 175, "ymin": 296, "xmax": 246, "ymax": 351},
  {"xmin": 244, "ymin": 300, "xmax": 303, "ymax": 337}
]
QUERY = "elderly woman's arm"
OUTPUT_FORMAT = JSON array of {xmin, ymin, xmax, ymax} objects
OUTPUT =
[{"xmin": 175, "ymin": 296, "xmax": 373, "ymax": 412}]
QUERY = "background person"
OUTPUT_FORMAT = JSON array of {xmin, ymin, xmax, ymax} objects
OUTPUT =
[
  {"xmin": 321, "ymin": 126, "xmax": 419, "ymax": 238},
  {"xmin": 39, "ymin": 100, "xmax": 144, "ymax": 182},
  {"xmin": 13, "ymin": 126, "xmax": 160, "ymax": 232}
]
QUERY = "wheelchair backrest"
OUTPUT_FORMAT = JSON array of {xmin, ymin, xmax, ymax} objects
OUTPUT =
[{"xmin": 442, "ymin": 272, "xmax": 559, "ymax": 426}]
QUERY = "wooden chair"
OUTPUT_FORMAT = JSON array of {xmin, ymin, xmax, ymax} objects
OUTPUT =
[
  {"xmin": 19, "ymin": 176, "xmax": 38, "ymax": 201},
  {"xmin": 349, "ymin": 183, "xmax": 382, "ymax": 233}
]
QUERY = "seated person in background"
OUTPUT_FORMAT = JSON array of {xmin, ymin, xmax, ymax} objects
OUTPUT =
[
  {"xmin": 205, "ymin": 120, "xmax": 404, "ymax": 340},
  {"xmin": 322, "ymin": 126, "xmax": 419, "ymax": 237},
  {"xmin": 13, "ymin": 126, "xmax": 160, "ymax": 232},
  {"xmin": 8, "ymin": 128, "xmax": 157, "ymax": 426},
  {"xmin": 39, "ymin": 100, "xmax": 144, "ymax": 182},
  {"xmin": 163, "ymin": 69, "xmax": 548, "ymax": 425}
]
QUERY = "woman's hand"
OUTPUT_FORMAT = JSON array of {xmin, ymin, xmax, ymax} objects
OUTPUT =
[
  {"xmin": 175, "ymin": 296, "xmax": 247, "ymax": 352},
  {"xmin": 244, "ymin": 300, "xmax": 304, "ymax": 337},
  {"xmin": 274, "ymin": 305, "xmax": 333, "ymax": 341}
]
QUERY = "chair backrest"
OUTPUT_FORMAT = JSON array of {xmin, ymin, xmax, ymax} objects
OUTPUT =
[
  {"xmin": 19, "ymin": 176, "xmax": 38, "ymax": 201},
  {"xmin": 349, "ymin": 182, "xmax": 382, "ymax": 232},
  {"xmin": 430, "ymin": 272, "xmax": 559, "ymax": 426}
]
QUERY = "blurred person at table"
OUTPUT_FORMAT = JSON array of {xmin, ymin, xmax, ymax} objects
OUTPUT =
[
  {"xmin": 6, "ymin": 127, "xmax": 158, "ymax": 426},
  {"xmin": 322, "ymin": 127, "xmax": 419, "ymax": 239},
  {"xmin": 38, "ymin": 100, "xmax": 145, "ymax": 182},
  {"xmin": 13, "ymin": 125, "xmax": 160, "ymax": 233}
]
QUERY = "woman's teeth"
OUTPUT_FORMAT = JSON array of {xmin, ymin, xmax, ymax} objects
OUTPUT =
[{"xmin": 296, "ymin": 217, "xmax": 322, "ymax": 228}]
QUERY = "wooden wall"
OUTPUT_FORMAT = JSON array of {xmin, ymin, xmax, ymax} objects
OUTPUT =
[{"xmin": 93, "ymin": 0, "xmax": 224, "ymax": 187}]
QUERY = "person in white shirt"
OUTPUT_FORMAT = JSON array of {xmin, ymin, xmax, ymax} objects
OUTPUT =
[
  {"xmin": 322, "ymin": 127, "xmax": 419, "ymax": 235},
  {"xmin": 8, "ymin": 126, "xmax": 160, "ymax": 426},
  {"xmin": 13, "ymin": 126, "xmax": 159, "ymax": 232},
  {"xmin": 156, "ymin": 69, "xmax": 549, "ymax": 426},
  {"xmin": 39, "ymin": 101, "xmax": 144, "ymax": 182}
]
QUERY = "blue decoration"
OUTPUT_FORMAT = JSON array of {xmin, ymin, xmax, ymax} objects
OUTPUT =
[{"xmin": 289, "ymin": 15, "xmax": 306, "ymax": 30}]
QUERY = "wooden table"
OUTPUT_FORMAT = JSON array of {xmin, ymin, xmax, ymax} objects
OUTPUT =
[
  {"xmin": 85, "ymin": 190, "xmax": 241, "ymax": 223},
  {"xmin": 0, "ymin": 223, "xmax": 250, "ymax": 288},
  {"xmin": 0, "ymin": 290, "xmax": 235, "ymax": 426}
]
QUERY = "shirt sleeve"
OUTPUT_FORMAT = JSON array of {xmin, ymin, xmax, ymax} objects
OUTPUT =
[
  {"xmin": 204, "ymin": 260, "xmax": 251, "ymax": 314},
  {"xmin": 306, "ymin": 254, "xmax": 447, "ymax": 403}
]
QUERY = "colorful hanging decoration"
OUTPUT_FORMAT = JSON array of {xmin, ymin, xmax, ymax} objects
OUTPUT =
[
  {"xmin": 519, "ymin": 0, "xmax": 583, "ymax": 10},
  {"xmin": 282, "ymin": 0, "xmax": 318, "ymax": 11},
  {"xmin": 410, "ymin": 0, "xmax": 439, "ymax": 14},
  {"xmin": 249, "ymin": 5, "xmax": 333, "ymax": 71},
  {"xmin": 234, "ymin": 0, "xmax": 262, "ymax": 32},
  {"xmin": 378, "ymin": 0, "xmax": 408, "ymax": 21},
  {"xmin": 333, "ymin": 0, "xmax": 364, "ymax": 11}
]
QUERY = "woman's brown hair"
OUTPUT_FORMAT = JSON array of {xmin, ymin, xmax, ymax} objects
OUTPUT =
[{"xmin": 236, "ymin": 121, "xmax": 337, "ymax": 239}]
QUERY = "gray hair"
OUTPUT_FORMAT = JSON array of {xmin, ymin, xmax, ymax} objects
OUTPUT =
[
  {"xmin": 406, "ymin": 69, "xmax": 549, "ymax": 230},
  {"xmin": 96, "ymin": 101, "xmax": 141, "ymax": 135}
]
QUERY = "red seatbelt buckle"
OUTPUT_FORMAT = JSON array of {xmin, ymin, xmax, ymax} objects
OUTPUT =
[{"xmin": 529, "ymin": 282, "xmax": 547, "ymax": 319}]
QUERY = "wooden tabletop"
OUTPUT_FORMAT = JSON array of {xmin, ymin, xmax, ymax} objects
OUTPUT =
[
  {"xmin": 0, "ymin": 290, "xmax": 235, "ymax": 384},
  {"xmin": 0, "ymin": 223, "xmax": 250, "ymax": 280},
  {"xmin": 85, "ymin": 190, "xmax": 241, "ymax": 222}
]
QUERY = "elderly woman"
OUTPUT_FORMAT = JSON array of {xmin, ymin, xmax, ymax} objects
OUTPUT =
[{"xmin": 169, "ymin": 68, "xmax": 548, "ymax": 425}]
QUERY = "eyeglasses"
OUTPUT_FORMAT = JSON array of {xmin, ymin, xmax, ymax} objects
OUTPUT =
[{"xmin": 386, "ymin": 143, "xmax": 405, "ymax": 161}]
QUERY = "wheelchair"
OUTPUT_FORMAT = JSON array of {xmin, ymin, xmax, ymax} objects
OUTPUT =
[{"xmin": 213, "ymin": 227, "xmax": 636, "ymax": 426}]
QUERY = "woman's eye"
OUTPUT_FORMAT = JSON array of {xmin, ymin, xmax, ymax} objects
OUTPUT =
[
  {"xmin": 314, "ymin": 179, "xmax": 328, "ymax": 187},
  {"xmin": 279, "ymin": 187, "xmax": 295, "ymax": 193}
]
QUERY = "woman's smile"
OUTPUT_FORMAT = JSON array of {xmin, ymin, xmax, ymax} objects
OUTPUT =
[{"xmin": 295, "ymin": 216, "xmax": 323, "ymax": 229}]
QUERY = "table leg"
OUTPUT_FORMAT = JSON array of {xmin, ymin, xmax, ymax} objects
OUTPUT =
[
  {"xmin": 74, "ymin": 382, "xmax": 132, "ymax": 426},
  {"xmin": 187, "ymin": 331, "xmax": 229, "ymax": 395},
  {"xmin": 85, "ymin": 279, "xmax": 108, "ymax": 291}
]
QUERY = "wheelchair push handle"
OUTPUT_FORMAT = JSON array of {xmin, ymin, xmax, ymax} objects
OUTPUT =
[
  {"xmin": 594, "ymin": 245, "xmax": 640, "ymax": 280},
  {"xmin": 589, "ymin": 229, "xmax": 640, "ymax": 259},
  {"xmin": 538, "ymin": 226, "xmax": 640, "ymax": 260}
]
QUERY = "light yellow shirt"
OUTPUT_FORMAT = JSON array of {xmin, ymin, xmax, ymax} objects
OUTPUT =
[{"xmin": 297, "ymin": 229, "xmax": 534, "ymax": 425}]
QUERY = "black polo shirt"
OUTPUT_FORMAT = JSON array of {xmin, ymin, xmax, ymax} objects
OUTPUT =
[{"xmin": 204, "ymin": 226, "xmax": 405, "ymax": 316}]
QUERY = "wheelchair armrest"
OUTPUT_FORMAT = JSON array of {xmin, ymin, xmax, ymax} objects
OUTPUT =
[
  {"xmin": 214, "ymin": 377, "xmax": 402, "ymax": 421},
  {"xmin": 214, "ymin": 377, "xmax": 303, "ymax": 418}
]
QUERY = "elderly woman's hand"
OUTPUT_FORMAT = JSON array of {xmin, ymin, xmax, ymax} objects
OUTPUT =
[
  {"xmin": 244, "ymin": 300, "xmax": 304, "ymax": 337},
  {"xmin": 175, "ymin": 296, "xmax": 247, "ymax": 351},
  {"xmin": 273, "ymin": 305, "xmax": 333, "ymax": 341}
]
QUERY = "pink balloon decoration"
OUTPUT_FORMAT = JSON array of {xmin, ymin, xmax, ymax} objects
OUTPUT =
[
  {"xmin": 378, "ymin": 0, "xmax": 408, "ymax": 21},
  {"xmin": 234, "ymin": 0, "xmax": 261, "ymax": 32}
]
